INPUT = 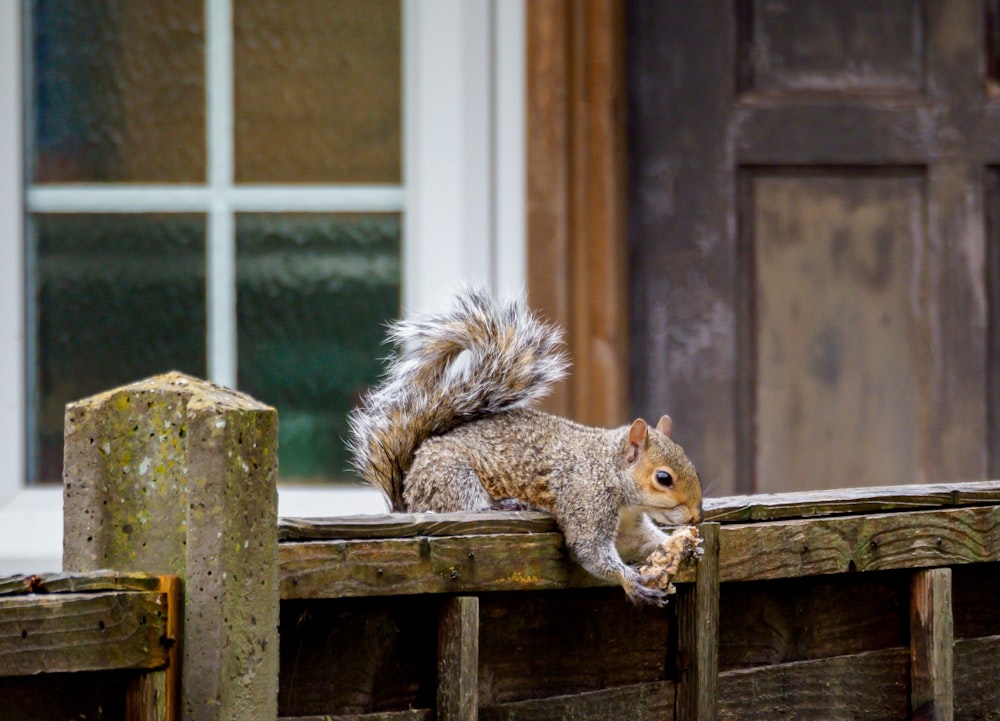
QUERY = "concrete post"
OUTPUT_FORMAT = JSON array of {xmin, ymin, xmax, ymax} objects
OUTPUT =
[{"xmin": 62, "ymin": 372, "xmax": 279, "ymax": 721}]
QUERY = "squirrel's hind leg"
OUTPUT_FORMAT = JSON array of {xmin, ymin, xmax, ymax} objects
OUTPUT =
[{"xmin": 405, "ymin": 441, "xmax": 494, "ymax": 512}]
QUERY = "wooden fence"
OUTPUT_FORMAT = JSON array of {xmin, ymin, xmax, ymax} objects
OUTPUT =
[{"xmin": 2, "ymin": 373, "xmax": 999, "ymax": 720}]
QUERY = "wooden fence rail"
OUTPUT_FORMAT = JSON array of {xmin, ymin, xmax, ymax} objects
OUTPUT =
[{"xmin": 3, "ymin": 374, "xmax": 999, "ymax": 721}]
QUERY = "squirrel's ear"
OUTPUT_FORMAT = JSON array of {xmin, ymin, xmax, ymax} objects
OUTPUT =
[
  {"xmin": 627, "ymin": 418, "xmax": 648, "ymax": 464},
  {"xmin": 656, "ymin": 414, "xmax": 673, "ymax": 438}
]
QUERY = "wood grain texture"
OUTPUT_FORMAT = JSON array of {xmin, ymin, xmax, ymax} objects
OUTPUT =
[
  {"xmin": 479, "ymin": 680, "xmax": 674, "ymax": 721},
  {"xmin": 703, "ymin": 480, "xmax": 1000, "ymax": 523},
  {"xmin": 279, "ymin": 504, "xmax": 1000, "ymax": 598},
  {"xmin": 437, "ymin": 597, "xmax": 479, "ymax": 721},
  {"xmin": 278, "ymin": 597, "xmax": 437, "ymax": 717},
  {"xmin": 279, "ymin": 512, "xmax": 558, "ymax": 542},
  {"xmin": 626, "ymin": 0, "xmax": 739, "ymax": 496},
  {"xmin": 280, "ymin": 712, "xmax": 431, "ymax": 721},
  {"xmin": 910, "ymin": 568, "xmax": 954, "ymax": 721},
  {"xmin": 716, "ymin": 648, "xmax": 909, "ymax": 721},
  {"xmin": 718, "ymin": 573, "xmax": 908, "ymax": 670},
  {"xmin": 0, "ymin": 671, "xmax": 133, "ymax": 721},
  {"xmin": 276, "ymin": 481, "xmax": 1000, "ymax": 544},
  {"xmin": 951, "ymin": 563, "xmax": 1000, "ymax": 639},
  {"xmin": 280, "ymin": 533, "xmax": 605, "ymax": 600},
  {"xmin": 478, "ymin": 589, "xmax": 670, "ymax": 706},
  {"xmin": 0, "ymin": 590, "xmax": 169, "ymax": 676},
  {"xmin": 0, "ymin": 571, "xmax": 167, "ymax": 596},
  {"xmin": 750, "ymin": 169, "xmax": 926, "ymax": 493},
  {"xmin": 953, "ymin": 635, "xmax": 1000, "ymax": 721},
  {"xmin": 717, "ymin": 506, "xmax": 1000, "ymax": 583},
  {"xmin": 675, "ymin": 523, "xmax": 719, "ymax": 721},
  {"xmin": 527, "ymin": 0, "xmax": 629, "ymax": 427}
]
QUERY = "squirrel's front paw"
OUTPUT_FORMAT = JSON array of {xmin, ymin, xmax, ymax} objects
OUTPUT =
[
  {"xmin": 621, "ymin": 569, "xmax": 672, "ymax": 607},
  {"xmin": 635, "ymin": 525, "xmax": 703, "ymax": 596}
]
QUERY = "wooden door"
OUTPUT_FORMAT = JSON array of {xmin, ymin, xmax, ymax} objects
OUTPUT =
[{"xmin": 627, "ymin": 0, "xmax": 999, "ymax": 494}]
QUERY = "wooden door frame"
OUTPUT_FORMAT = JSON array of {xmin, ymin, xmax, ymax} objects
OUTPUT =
[{"xmin": 526, "ymin": 0, "xmax": 629, "ymax": 427}]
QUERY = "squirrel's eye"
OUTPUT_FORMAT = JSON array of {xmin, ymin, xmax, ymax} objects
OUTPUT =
[{"xmin": 654, "ymin": 470, "xmax": 675, "ymax": 488}]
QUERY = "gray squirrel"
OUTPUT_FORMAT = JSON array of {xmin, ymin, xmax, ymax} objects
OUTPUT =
[{"xmin": 348, "ymin": 288, "xmax": 703, "ymax": 605}]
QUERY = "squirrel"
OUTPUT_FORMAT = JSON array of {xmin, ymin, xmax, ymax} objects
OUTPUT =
[{"xmin": 348, "ymin": 288, "xmax": 703, "ymax": 605}]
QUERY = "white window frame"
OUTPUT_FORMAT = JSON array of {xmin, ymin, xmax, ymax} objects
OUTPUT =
[{"xmin": 0, "ymin": 0, "xmax": 525, "ymax": 573}]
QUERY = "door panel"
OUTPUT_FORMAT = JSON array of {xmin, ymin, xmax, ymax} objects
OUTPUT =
[
  {"xmin": 628, "ymin": 0, "xmax": 994, "ymax": 494},
  {"xmin": 751, "ymin": 170, "xmax": 925, "ymax": 490}
]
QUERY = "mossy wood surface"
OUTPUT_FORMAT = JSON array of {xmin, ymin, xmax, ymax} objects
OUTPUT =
[
  {"xmin": 279, "ymin": 505, "xmax": 1000, "ymax": 599},
  {"xmin": 0, "ymin": 590, "xmax": 169, "ymax": 676}
]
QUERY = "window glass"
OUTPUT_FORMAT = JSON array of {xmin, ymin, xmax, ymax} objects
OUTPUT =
[
  {"xmin": 31, "ymin": 214, "xmax": 207, "ymax": 483},
  {"xmin": 30, "ymin": 0, "xmax": 205, "ymax": 183},
  {"xmin": 233, "ymin": 0, "xmax": 402, "ymax": 184},
  {"xmin": 236, "ymin": 213, "xmax": 401, "ymax": 482}
]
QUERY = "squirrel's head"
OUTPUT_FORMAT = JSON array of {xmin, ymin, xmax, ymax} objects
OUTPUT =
[{"xmin": 624, "ymin": 415, "xmax": 703, "ymax": 525}]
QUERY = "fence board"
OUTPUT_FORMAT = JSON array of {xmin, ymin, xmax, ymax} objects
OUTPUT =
[
  {"xmin": 718, "ymin": 573, "xmax": 908, "ymax": 669},
  {"xmin": 280, "ymin": 506, "xmax": 1000, "ymax": 599},
  {"xmin": 280, "ymin": 712, "xmax": 432, "ymax": 721},
  {"xmin": 280, "ymin": 534, "xmax": 602, "ymax": 600},
  {"xmin": 716, "ymin": 648, "xmax": 910, "ymax": 720},
  {"xmin": 280, "ymin": 513, "xmax": 558, "ymax": 541},
  {"xmin": 705, "ymin": 480, "xmax": 1000, "ymax": 523},
  {"xmin": 0, "ymin": 572, "xmax": 165, "ymax": 596},
  {"xmin": 718, "ymin": 505, "xmax": 1000, "ymax": 582},
  {"xmin": 953, "ymin": 635, "xmax": 1000, "ymax": 721},
  {"xmin": 0, "ymin": 590, "xmax": 169, "ymax": 676},
  {"xmin": 479, "ymin": 680, "xmax": 674, "ymax": 721},
  {"xmin": 477, "ymin": 589, "xmax": 671, "ymax": 705},
  {"xmin": 277, "ymin": 481, "xmax": 1000, "ymax": 543}
]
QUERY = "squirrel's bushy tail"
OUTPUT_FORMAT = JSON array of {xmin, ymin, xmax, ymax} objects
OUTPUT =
[{"xmin": 348, "ymin": 288, "xmax": 569, "ymax": 511}]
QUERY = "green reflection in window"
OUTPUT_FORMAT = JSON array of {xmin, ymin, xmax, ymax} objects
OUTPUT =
[
  {"xmin": 31, "ymin": 214, "xmax": 207, "ymax": 484},
  {"xmin": 236, "ymin": 213, "xmax": 401, "ymax": 483}
]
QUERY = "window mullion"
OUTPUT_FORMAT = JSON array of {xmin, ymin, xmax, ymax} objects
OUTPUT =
[{"xmin": 206, "ymin": 0, "xmax": 237, "ymax": 388}]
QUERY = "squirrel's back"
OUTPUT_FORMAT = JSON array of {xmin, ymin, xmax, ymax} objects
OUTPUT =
[{"xmin": 347, "ymin": 288, "xmax": 568, "ymax": 511}]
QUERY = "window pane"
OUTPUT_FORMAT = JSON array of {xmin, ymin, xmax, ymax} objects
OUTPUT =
[
  {"xmin": 236, "ymin": 213, "xmax": 401, "ymax": 482},
  {"xmin": 32, "ymin": 214, "xmax": 207, "ymax": 484},
  {"xmin": 30, "ymin": 0, "xmax": 205, "ymax": 183},
  {"xmin": 234, "ymin": 0, "xmax": 402, "ymax": 184}
]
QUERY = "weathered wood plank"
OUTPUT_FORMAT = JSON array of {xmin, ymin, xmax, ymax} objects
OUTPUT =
[
  {"xmin": 718, "ymin": 573, "xmax": 908, "ymax": 669},
  {"xmin": 716, "ymin": 648, "xmax": 910, "ymax": 721},
  {"xmin": 675, "ymin": 523, "xmax": 719, "ymax": 721},
  {"xmin": 437, "ymin": 597, "xmax": 479, "ymax": 721},
  {"xmin": 717, "ymin": 506, "xmax": 1000, "ymax": 583},
  {"xmin": 280, "ymin": 712, "xmax": 432, "ymax": 721},
  {"xmin": 280, "ymin": 512, "xmax": 558, "ymax": 542},
  {"xmin": 951, "ymin": 563, "xmax": 1000, "ymax": 639},
  {"xmin": 0, "ymin": 670, "xmax": 133, "ymax": 720},
  {"xmin": 0, "ymin": 590, "xmax": 170, "ymax": 676},
  {"xmin": 0, "ymin": 571, "xmax": 166, "ymax": 596},
  {"xmin": 953, "ymin": 635, "xmax": 1000, "ymax": 721},
  {"xmin": 280, "ymin": 533, "xmax": 603, "ymax": 600},
  {"xmin": 478, "ymin": 589, "xmax": 671, "ymax": 706},
  {"xmin": 278, "ymin": 597, "xmax": 437, "ymax": 716},
  {"xmin": 281, "ymin": 506, "xmax": 1000, "ymax": 598},
  {"xmin": 479, "ymin": 680, "xmax": 674, "ymax": 721},
  {"xmin": 910, "ymin": 569, "xmax": 954, "ymax": 721},
  {"xmin": 704, "ymin": 480, "xmax": 1000, "ymax": 523},
  {"xmin": 278, "ymin": 481, "xmax": 1000, "ymax": 544}
]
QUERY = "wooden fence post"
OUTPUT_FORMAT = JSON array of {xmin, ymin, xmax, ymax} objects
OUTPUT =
[
  {"xmin": 438, "ymin": 596, "xmax": 480, "ymax": 721},
  {"xmin": 61, "ymin": 372, "xmax": 279, "ymax": 721},
  {"xmin": 910, "ymin": 568, "xmax": 954, "ymax": 721},
  {"xmin": 675, "ymin": 522, "xmax": 720, "ymax": 721}
]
